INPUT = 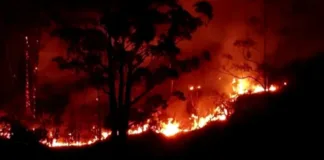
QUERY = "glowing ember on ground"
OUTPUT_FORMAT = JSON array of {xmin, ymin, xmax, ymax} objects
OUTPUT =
[
  {"xmin": 2, "ymin": 78, "xmax": 286, "ymax": 148},
  {"xmin": 0, "ymin": 123, "xmax": 11, "ymax": 139},
  {"xmin": 40, "ymin": 130, "xmax": 111, "ymax": 147},
  {"xmin": 128, "ymin": 121, "xmax": 150, "ymax": 135}
]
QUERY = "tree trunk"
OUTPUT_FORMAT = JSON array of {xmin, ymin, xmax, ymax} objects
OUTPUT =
[
  {"xmin": 109, "ymin": 99, "xmax": 118, "ymax": 143},
  {"xmin": 117, "ymin": 107, "xmax": 129, "ymax": 148},
  {"xmin": 106, "ymin": 44, "xmax": 118, "ymax": 144},
  {"xmin": 116, "ymin": 68, "xmax": 132, "ymax": 152},
  {"xmin": 108, "ymin": 80, "xmax": 118, "ymax": 144}
]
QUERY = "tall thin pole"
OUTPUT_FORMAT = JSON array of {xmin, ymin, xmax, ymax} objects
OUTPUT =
[
  {"xmin": 263, "ymin": 0, "xmax": 268, "ymax": 90},
  {"xmin": 25, "ymin": 36, "xmax": 32, "ymax": 116},
  {"xmin": 32, "ymin": 37, "xmax": 39, "ymax": 119}
]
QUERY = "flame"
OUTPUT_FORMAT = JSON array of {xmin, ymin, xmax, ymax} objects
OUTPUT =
[
  {"xmin": 40, "ymin": 130, "xmax": 111, "ymax": 147},
  {"xmin": 1, "ymin": 78, "xmax": 286, "ymax": 147},
  {"xmin": 230, "ymin": 78, "xmax": 278, "ymax": 98},
  {"xmin": 158, "ymin": 118, "xmax": 180, "ymax": 137}
]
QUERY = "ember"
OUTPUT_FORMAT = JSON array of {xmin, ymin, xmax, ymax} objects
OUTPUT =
[{"xmin": 0, "ymin": 122, "xmax": 11, "ymax": 139}]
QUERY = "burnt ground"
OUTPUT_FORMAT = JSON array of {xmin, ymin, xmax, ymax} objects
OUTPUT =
[{"xmin": 1, "ymin": 53, "xmax": 324, "ymax": 159}]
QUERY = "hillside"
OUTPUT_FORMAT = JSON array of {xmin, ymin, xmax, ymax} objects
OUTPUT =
[{"xmin": 1, "ymin": 53, "xmax": 323, "ymax": 159}]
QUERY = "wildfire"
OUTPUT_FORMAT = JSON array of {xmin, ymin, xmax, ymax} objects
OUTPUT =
[
  {"xmin": 230, "ymin": 78, "xmax": 278, "ymax": 98},
  {"xmin": 0, "ymin": 78, "xmax": 286, "ymax": 148},
  {"xmin": 158, "ymin": 118, "xmax": 180, "ymax": 137},
  {"xmin": 40, "ymin": 130, "xmax": 111, "ymax": 147}
]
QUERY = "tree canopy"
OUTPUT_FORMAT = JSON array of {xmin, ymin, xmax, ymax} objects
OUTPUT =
[{"xmin": 52, "ymin": 0, "xmax": 213, "ymax": 142}]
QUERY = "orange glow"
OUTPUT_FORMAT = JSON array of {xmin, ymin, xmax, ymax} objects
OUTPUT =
[
  {"xmin": 230, "ymin": 78, "xmax": 278, "ymax": 98},
  {"xmin": 1, "ymin": 77, "xmax": 286, "ymax": 148},
  {"xmin": 158, "ymin": 118, "xmax": 180, "ymax": 137},
  {"xmin": 40, "ymin": 130, "xmax": 111, "ymax": 147}
]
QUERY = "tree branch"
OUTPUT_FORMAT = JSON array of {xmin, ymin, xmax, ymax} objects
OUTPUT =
[
  {"xmin": 131, "ymin": 87, "xmax": 155, "ymax": 106},
  {"xmin": 106, "ymin": 35, "xmax": 118, "ymax": 107},
  {"xmin": 118, "ymin": 59, "xmax": 125, "ymax": 108},
  {"xmin": 218, "ymin": 69, "xmax": 265, "ymax": 88},
  {"xmin": 133, "ymin": 54, "xmax": 148, "ymax": 70}
]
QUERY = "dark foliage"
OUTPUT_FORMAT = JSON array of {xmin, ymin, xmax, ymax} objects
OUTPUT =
[{"xmin": 51, "ymin": 0, "xmax": 213, "ymax": 141}]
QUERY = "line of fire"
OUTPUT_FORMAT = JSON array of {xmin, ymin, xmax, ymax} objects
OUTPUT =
[
  {"xmin": 0, "ymin": 33, "xmax": 286, "ymax": 147},
  {"xmin": 0, "ymin": 1, "xmax": 297, "ymax": 149}
]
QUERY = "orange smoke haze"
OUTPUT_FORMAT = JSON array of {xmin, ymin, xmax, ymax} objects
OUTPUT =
[
  {"xmin": 180, "ymin": 0, "xmax": 324, "ymax": 61},
  {"xmin": 2, "ymin": 0, "xmax": 321, "ymax": 147},
  {"xmin": 33, "ymin": 0, "xmax": 324, "ymax": 126},
  {"xmin": 169, "ymin": 0, "xmax": 324, "ymax": 95}
]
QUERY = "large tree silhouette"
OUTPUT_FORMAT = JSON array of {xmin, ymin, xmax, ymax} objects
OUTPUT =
[{"xmin": 51, "ymin": 0, "xmax": 213, "ymax": 145}]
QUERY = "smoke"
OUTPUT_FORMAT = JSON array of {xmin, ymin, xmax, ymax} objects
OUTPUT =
[
  {"xmin": 162, "ymin": 0, "xmax": 324, "ymax": 120},
  {"xmin": 172, "ymin": 0, "xmax": 262, "ymax": 93},
  {"xmin": 35, "ymin": 0, "xmax": 324, "ymax": 124},
  {"xmin": 173, "ymin": 0, "xmax": 324, "ymax": 87}
]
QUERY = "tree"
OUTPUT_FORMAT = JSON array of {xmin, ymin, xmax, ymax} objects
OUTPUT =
[
  {"xmin": 36, "ymin": 83, "xmax": 69, "ymax": 129},
  {"xmin": 220, "ymin": 12, "xmax": 288, "ymax": 89},
  {"xmin": 220, "ymin": 37, "xmax": 266, "ymax": 88},
  {"xmin": 52, "ymin": 0, "xmax": 213, "ymax": 146}
]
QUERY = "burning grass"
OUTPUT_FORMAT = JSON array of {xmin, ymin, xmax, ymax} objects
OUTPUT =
[{"xmin": 0, "ymin": 78, "xmax": 287, "ymax": 148}]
